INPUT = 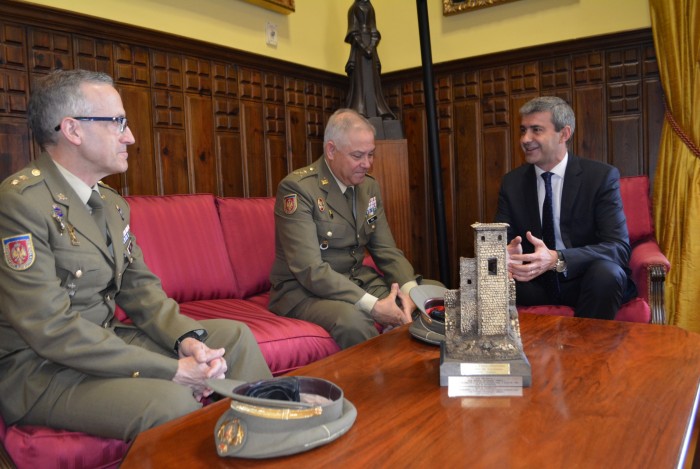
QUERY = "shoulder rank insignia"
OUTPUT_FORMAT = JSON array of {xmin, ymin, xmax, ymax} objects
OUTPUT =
[
  {"xmin": 284, "ymin": 194, "xmax": 298, "ymax": 215},
  {"xmin": 3, "ymin": 234, "xmax": 35, "ymax": 271}
]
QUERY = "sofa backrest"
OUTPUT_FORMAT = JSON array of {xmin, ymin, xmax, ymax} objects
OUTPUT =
[
  {"xmin": 216, "ymin": 197, "xmax": 276, "ymax": 298},
  {"xmin": 619, "ymin": 175, "xmax": 654, "ymax": 245},
  {"xmin": 125, "ymin": 194, "xmax": 237, "ymax": 303}
]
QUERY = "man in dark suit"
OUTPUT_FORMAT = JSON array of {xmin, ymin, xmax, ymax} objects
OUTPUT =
[
  {"xmin": 0, "ymin": 69, "xmax": 271, "ymax": 441},
  {"xmin": 495, "ymin": 96, "xmax": 636, "ymax": 319},
  {"xmin": 269, "ymin": 109, "xmax": 421, "ymax": 348}
]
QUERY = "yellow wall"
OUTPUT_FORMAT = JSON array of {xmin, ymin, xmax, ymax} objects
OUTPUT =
[{"xmin": 19, "ymin": 0, "xmax": 650, "ymax": 74}]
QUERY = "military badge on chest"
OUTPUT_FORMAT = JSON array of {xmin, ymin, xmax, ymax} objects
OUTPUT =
[{"xmin": 366, "ymin": 196, "xmax": 377, "ymax": 224}]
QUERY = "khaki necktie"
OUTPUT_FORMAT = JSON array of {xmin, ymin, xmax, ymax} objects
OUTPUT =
[
  {"xmin": 88, "ymin": 190, "xmax": 110, "ymax": 245},
  {"xmin": 345, "ymin": 187, "xmax": 356, "ymax": 220}
]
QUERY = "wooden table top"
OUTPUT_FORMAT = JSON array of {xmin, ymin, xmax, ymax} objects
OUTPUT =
[{"xmin": 121, "ymin": 314, "xmax": 700, "ymax": 468}]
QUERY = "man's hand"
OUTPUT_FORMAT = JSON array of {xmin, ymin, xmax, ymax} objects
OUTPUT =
[
  {"xmin": 508, "ymin": 231, "xmax": 558, "ymax": 282},
  {"xmin": 173, "ymin": 338, "xmax": 227, "ymax": 401},
  {"xmin": 371, "ymin": 283, "xmax": 412, "ymax": 327}
]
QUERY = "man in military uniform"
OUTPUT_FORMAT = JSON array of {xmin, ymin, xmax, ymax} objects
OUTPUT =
[
  {"xmin": 269, "ymin": 108, "xmax": 422, "ymax": 349},
  {"xmin": 0, "ymin": 69, "xmax": 271, "ymax": 441}
]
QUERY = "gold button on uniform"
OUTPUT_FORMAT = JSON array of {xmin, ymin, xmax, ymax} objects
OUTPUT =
[{"xmin": 132, "ymin": 371, "xmax": 140, "ymax": 378}]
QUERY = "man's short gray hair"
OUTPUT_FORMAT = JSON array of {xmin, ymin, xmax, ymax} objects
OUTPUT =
[
  {"xmin": 28, "ymin": 69, "xmax": 114, "ymax": 148},
  {"xmin": 323, "ymin": 108, "xmax": 376, "ymax": 150},
  {"xmin": 520, "ymin": 96, "xmax": 575, "ymax": 137}
]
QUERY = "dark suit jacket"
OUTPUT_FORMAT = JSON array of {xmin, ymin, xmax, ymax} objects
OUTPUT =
[
  {"xmin": 494, "ymin": 155, "xmax": 632, "ymax": 281},
  {"xmin": 268, "ymin": 157, "xmax": 417, "ymax": 315}
]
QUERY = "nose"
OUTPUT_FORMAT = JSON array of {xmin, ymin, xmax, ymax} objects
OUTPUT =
[
  {"xmin": 359, "ymin": 155, "xmax": 372, "ymax": 169},
  {"xmin": 121, "ymin": 125, "xmax": 136, "ymax": 145}
]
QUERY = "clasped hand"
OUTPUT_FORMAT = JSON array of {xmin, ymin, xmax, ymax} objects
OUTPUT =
[
  {"xmin": 371, "ymin": 283, "xmax": 414, "ymax": 328},
  {"xmin": 507, "ymin": 231, "xmax": 557, "ymax": 282},
  {"xmin": 173, "ymin": 338, "xmax": 227, "ymax": 402}
]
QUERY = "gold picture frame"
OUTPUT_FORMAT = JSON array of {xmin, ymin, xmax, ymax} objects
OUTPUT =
[
  {"xmin": 443, "ymin": 0, "xmax": 521, "ymax": 16},
  {"xmin": 242, "ymin": 0, "xmax": 295, "ymax": 15}
]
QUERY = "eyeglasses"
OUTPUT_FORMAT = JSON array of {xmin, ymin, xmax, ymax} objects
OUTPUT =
[{"xmin": 54, "ymin": 116, "xmax": 128, "ymax": 133}]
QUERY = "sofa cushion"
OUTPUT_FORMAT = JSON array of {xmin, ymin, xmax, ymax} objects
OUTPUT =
[
  {"xmin": 125, "ymin": 194, "xmax": 237, "ymax": 303},
  {"xmin": 178, "ymin": 299, "xmax": 340, "ymax": 375},
  {"xmin": 2, "ymin": 423, "xmax": 128, "ymax": 469},
  {"xmin": 620, "ymin": 176, "xmax": 654, "ymax": 245},
  {"xmin": 216, "ymin": 197, "xmax": 276, "ymax": 299}
]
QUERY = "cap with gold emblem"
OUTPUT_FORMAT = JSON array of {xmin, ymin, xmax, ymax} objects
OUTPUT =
[{"xmin": 208, "ymin": 376, "xmax": 357, "ymax": 459}]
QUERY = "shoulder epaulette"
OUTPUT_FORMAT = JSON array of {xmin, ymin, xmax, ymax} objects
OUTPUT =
[{"xmin": 0, "ymin": 167, "xmax": 44, "ymax": 193}]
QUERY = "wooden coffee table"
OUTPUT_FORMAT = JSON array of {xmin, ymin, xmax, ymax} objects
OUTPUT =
[{"xmin": 121, "ymin": 314, "xmax": 700, "ymax": 468}]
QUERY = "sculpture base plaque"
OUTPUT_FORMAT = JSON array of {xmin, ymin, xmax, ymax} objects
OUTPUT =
[{"xmin": 440, "ymin": 340, "xmax": 531, "ymax": 396}]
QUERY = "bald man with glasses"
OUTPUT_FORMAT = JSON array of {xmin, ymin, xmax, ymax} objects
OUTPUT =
[{"xmin": 0, "ymin": 69, "xmax": 271, "ymax": 442}]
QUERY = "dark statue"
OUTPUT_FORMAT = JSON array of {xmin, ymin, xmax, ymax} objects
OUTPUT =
[{"xmin": 345, "ymin": 0, "xmax": 403, "ymax": 139}]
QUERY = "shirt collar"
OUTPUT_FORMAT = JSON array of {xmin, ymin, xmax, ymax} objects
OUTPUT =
[
  {"xmin": 535, "ymin": 152, "xmax": 568, "ymax": 179},
  {"xmin": 324, "ymin": 158, "xmax": 352, "ymax": 194},
  {"xmin": 52, "ymin": 160, "xmax": 98, "ymax": 205}
]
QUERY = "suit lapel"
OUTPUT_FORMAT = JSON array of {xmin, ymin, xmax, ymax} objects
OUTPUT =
[
  {"xmin": 560, "ymin": 155, "xmax": 583, "ymax": 248},
  {"xmin": 523, "ymin": 165, "xmax": 542, "ymax": 237}
]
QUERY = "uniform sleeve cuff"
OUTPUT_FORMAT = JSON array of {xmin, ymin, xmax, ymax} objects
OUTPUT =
[
  {"xmin": 355, "ymin": 293, "xmax": 379, "ymax": 314},
  {"xmin": 400, "ymin": 280, "xmax": 419, "ymax": 296}
]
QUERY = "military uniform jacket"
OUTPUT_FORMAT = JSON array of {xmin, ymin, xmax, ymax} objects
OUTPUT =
[
  {"xmin": 268, "ymin": 157, "xmax": 417, "ymax": 315},
  {"xmin": 0, "ymin": 153, "xmax": 204, "ymax": 425}
]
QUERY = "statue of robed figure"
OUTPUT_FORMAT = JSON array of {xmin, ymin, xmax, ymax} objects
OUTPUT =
[{"xmin": 344, "ymin": 0, "xmax": 397, "ymax": 122}]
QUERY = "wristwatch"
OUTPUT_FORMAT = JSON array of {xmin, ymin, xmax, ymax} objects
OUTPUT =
[{"xmin": 554, "ymin": 250, "xmax": 567, "ymax": 273}]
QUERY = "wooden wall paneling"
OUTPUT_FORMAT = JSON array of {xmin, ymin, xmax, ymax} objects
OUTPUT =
[
  {"xmin": 212, "ymin": 62, "xmax": 244, "ymax": 197},
  {"xmin": 114, "ymin": 43, "xmax": 149, "ymax": 86},
  {"xmin": 241, "ymin": 99, "xmax": 266, "ymax": 197},
  {"xmin": 265, "ymin": 102, "xmax": 287, "ymax": 190},
  {"xmin": 74, "ymin": 35, "xmax": 112, "ymax": 75},
  {"xmin": 401, "ymin": 78, "xmax": 434, "ymax": 279},
  {"xmin": 607, "ymin": 46, "xmax": 644, "ymax": 176},
  {"xmin": 306, "ymin": 108, "xmax": 324, "ymax": 163},
  {"xmin": 155, "ymin": 128, "xmax": 188, "ymax": 194},
  {"xmin": 435, "ymin": 74, "xmax": 458, "ymax": 280},
  {"xmin": 0, "ymin": 121, "xmax": 31, "ymax": 179},
  {"xmin": 283, "ymin": 76, "xmax": 305, "ymax": 172},
  {"xmin": 286, "ymin": 104, "xmax": 306, "ymax": 172},
  {"xmin": 371, "ymin": 140, "xmax": 413, "ymax": 263},
  {"xmin": 304, "ymin": 80, "xmax": 324, "ymax": 166},
  {"xmin": 28, "ymin": 27, "xmax": 72, "ymax": 72},
  {"xmin": 185, "ymin": 94, "xmax": 216, "ymax": 194},
  {"xmin": 153, "ymin": 89, "xmax": 188, "ymax": 194},
  {"xmin": 239, "ymin": 68, "xmax": 266, "ymax": 196},
  {"xmin": 0, "ymin": 21, "xmax": 27, "ymax": 70},
  {"xmin": 482, "ymin": 128, "xmax": 510, "ymax": 225},
  {"xmin": 118, "ymin": 85, "xmax": 157, "ymax": 195},
  {"xmin": 642, "ymin": 44, "xmax": 663, "ymax": 180}
]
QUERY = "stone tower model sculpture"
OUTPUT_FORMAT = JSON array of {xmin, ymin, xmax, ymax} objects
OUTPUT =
[{"xmin": 440, "ymin": 223, "xmax": 531, "ymax": 388}]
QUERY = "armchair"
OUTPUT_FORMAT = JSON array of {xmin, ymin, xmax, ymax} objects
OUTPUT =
[{"xmin": 518, "ymin": 175, "xmax": 670, "ymax": 324}]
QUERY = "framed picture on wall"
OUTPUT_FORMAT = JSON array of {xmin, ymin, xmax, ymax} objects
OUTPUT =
[
  {"xmin": 242, "ymin": 0, "xmax": 295, "ymax": 15},
  {"xmin": 443, "ymin": 0, "xmax": 521, "ymax": 16}
]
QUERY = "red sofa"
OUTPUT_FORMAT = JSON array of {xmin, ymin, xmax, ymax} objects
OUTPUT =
[
  {"xmin": 0, "ymin": 195, "xmax": 340, "ymax": 469},
  {"xmin": 517, "ymin": 175, "xmax": 670, "ymax": 324}
]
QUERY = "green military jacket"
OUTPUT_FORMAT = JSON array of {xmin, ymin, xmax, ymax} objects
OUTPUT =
[
  {"xmin": 0, "ymin": 153, "xmax": 204, "ymax": 425},
  {"xmin": 268, "ymin": 157, "xmax": 417, "ymax": 315}
]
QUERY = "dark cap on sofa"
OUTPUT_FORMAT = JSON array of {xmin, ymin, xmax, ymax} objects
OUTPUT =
[{"xmin": 208, "ymin": 376, "xmax": 357, "ymax": 459}]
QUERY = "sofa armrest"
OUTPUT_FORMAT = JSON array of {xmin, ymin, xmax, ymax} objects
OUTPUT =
[{"xmin": 629, "ymin": 239, "xmax": 671, "ymax": 325}]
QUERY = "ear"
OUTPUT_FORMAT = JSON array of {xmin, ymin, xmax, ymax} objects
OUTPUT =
[
  {"xmin": 559, "ymin": 125, "xmax": 572, "ymax": 144},
  {"xmin": 325, "ymin": 140, "xmax": 337, "ymax": 161},
  {"xmin": 57, "ymin": 118, "xmax": 83, "ymax": 146}
]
